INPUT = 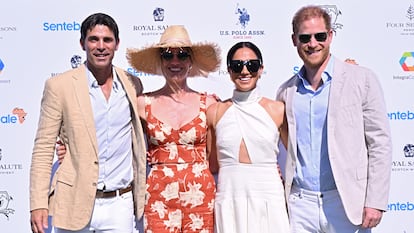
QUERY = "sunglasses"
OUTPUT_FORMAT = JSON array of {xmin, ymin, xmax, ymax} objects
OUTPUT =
[
  {"xmin": 298, "ymin": 32, "xmax": 328, "ymax": 43},
  {"xmin": 229, "ymin": 59, "xmax": 262, "ymax": 73},
  {"xmin": 160, "ymin": 50, "xmax": 190, "ymax": 61}
]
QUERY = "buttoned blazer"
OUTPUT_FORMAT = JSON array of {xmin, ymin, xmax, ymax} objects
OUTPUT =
[
  {"xmin": 276, "ymin": 56, "xmax": 392, "ymax": 225},
  {"xmin": 30, "ymin": 64, "xmax": 147, "ymax": 230}
]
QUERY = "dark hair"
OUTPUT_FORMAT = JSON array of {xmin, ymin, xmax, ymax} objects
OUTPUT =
[
  {"xmin": 226, "ymin": 41, "xmax": 263, "ymax": 66},
  {"xmin": 292, "ymin": 5, "xmax": 331, "ymax": 34},
  {"xmin": 80, "ymin": 13, "xmax": 120, "ymax": 43}
]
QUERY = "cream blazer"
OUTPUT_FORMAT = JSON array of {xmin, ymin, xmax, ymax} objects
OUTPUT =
[
  {"xmin": 30, "ymin": 64, "xmax": 147, "ymax": 230},
  {"xmin": 276, "ymin": 56, "xmax": 392, "ymax": 225}
]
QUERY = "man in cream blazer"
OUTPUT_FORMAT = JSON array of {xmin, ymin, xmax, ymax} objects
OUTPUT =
[
  {"xmin": 30, "ymin": 13, "xmax": 146, "ymax": 233},
  {"xmin": 276, "ymin": 5, "xmax": 392, "ymax": 233}
]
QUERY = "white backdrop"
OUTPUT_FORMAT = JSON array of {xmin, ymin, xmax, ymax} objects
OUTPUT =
[{"xmin": 1, "ymin": 0, "xmax": 413, "ymax": 232}]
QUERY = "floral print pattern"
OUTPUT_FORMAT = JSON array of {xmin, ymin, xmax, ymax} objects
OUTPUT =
[{"xmin": 144, "ymin": 94, "xmax": 216, "ymax": 233}]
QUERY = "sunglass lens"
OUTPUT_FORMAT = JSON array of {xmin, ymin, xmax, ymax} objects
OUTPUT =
[
  {"xmin": 314, "ymin": 32, "xmax": 328, "ymax": 42},
  {"xmin": 246, "ymin": 60, "xmax": 261, "ymax": 73},
  {"xmin": 298, "ymin": 32, "xmax": 328, "ymax": 43},
  {"xmin": 298, "ymin": 34, "xmax": 311, "ymax": 43},
  {"xmin": 229, "ymin": 60, "xmax": 261, "ymax": 73},
  {"xmin": 177, "ymin": 51, "xmax": 190, "ymax": 60},
  {"xmin": 230, "ymin": 60, "xmax": 244, "ymax": 73},
  {"xmin": 161, "ymin": 51, "xmax": 174, "ymax": 60}
]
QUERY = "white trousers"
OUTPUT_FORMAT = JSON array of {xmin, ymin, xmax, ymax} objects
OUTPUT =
[
  {"xmin": 288, "ymin": 186, "xmax": 371, "ymax": 233},
  {"xmin": 55, "ymin": 191, "xmax": 135, "ymax": 233}
]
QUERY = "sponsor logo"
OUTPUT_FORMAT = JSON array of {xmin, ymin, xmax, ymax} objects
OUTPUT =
[
  {"xmin": 132, "ymin": 7, "xmax": 168, "ymax": 36},
  {"xmin": 393, "ymin": 52, "xmax": 414, "ymax": 80},
  {"xmin": 388, "ymin": 201, "xmax": 414, "ymax": 211},
  {"xmin": 0, "ymin": 58, "xmax": 4, "ymax": 74},
  {"xmin": 0, "ymin": 25, "xmax": 17, "ymax": 40},
  {"xmin": 127, "ymin": 68, "xmax": 156, "ymax": 78},
  {"xmin": 0, "ymin": 58, "xmax": 10, "ymax": 83},
  {"xmin": 235, "ymin": 3, "xmax": 250, "ymax": 29},
  {"xmin": 0, "ymin": 108, "xmax": 27, "ymax": 124},
  {"xmin": 400, "ymin": 52, "xmax": 414, "ymax": 71},
  {"xmin": 388, "ymin": 110, "xmax": 414, "ymax": 120},
  {"xmin": 0, "ymin": 147, "xmax": 23, "ymax": 175},
  {"xmin": 70, "ymin": 55, "xmax": 82, "ymax": 69},
  {"xmin": 43, "ymin": 21, "xmax": 81, "ymax": 31},
  {"xmin": 0, "ymin": 191, "xmax": 14, "ymax": 220},
  {"xmin": 320, "ymin": 5, "xmax": 343, "ymax": 33},
  {"xmin": 391, "ymin": 143, "xmax": 414, "ymax": 172},
  {"xmin": 386, "ymin": 5, "xmax": 414, "ymax": 36},
  {"xmin": 153, "ymin": 7, "xmax": 165, "ymax": 22},
  {"xmin": 218, "ymin": 3, "xmax": 265, "ymax": 40}
]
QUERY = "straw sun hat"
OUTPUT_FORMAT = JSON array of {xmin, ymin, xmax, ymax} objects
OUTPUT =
[{"xmin": 126, "ymin": 25, "xmax": 221, "ymax": 77}]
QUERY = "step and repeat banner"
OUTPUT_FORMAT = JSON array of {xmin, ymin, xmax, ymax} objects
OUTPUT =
[{"xmin": 1, "ymin": 0, "xmax": 414, "ymax": 232}]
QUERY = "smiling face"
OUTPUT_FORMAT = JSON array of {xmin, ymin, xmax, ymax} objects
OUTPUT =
[
  {"xmin": 160, "ymin": 47, "xmax": 193, "ymax": 83},
  {"xmin": 292, "ymin": 16, "xmax": 332, "ymax": 69},
  {"xmin": 80, "ymin": 24, "xmax": 119, "ymax": 72},
  {"xmin": 228, "ymin": 47, "xmax": 263, "ymax": 92}
]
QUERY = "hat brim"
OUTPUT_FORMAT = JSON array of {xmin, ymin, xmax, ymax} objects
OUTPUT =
[{"xmin": 126, "ymin": 42, "xmax": 221, "ymax": 77}]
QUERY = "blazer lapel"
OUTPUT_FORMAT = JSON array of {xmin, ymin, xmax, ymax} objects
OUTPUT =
[
  {"xmin": 71, "ymin": 64, "xmax": 99, "ymax": 156},
  {"xmin": 327, "ymin": 57, "xmax": 347, "ymax": 131}
]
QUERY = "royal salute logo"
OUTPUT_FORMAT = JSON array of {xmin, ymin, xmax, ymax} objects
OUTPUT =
[
  {"xmin": 70, "ymin": 55, "xmax": 82, "ymax": 69},
  {"xmin": 391, "ymin": 143, "xmax": 414, "ymax": 172},
  {"xmin": 153, "ymin": 7, "xmax": 165, "ymax": 22},
  {"xmin": 0, "ymin": 191, "xmax": 14, "ymax": 220},
  {"xmin": 132, "ymin": 7, "xmax": 168, "ymax": 36},
  {"xmin": 0, "ymin": 147, "xmax": 23, "ymax": 175},
  {"xmin": 404, "ymin": 144, "xmax": 414, "ymax": 157},
  {"xmin": 386, "ymin": 4, "xmax": 414, "ymax": 36}
]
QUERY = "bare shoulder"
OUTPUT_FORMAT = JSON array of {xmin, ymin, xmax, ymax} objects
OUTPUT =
[
  {"xmin": 260, "ymin": 97, "xmax": 285, "ymax": 114},
  {"xmin": 260, "ymin": 97, "xmax": 285, "ymax": 111},
  {"xmin": 206, "ymin": 94, "xmax": 219, "ymax": 108},
  {"xmin": 206, "ymin": 99, "xmax": 232, "ymax": 126}
]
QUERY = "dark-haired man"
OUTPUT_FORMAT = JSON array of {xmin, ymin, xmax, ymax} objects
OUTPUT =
[{"xmin": 30, "ymin": 13, "xmax": 146, "ymax": 233}]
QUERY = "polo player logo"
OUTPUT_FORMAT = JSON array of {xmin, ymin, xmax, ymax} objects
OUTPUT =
[{"xmin": 235, "ymin": 3, "xmax": 250, "ymax": 29}]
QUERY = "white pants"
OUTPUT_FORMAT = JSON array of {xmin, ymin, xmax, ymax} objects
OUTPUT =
[
  {"xmin": 288, "ymin": 186, "xmax": 371, "ymax": 233},
  {"xmin": 55, "ymin": 191, "xmax": 135, "ymax": 233}
]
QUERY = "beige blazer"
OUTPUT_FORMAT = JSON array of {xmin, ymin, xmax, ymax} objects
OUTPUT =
[
  {"xmin": 30, "ymin": 64, "xmax": 147, "ymax": 230},
  {"xmin": 276, "ymin": 56, "xmax": 392, "ymax": 225}
]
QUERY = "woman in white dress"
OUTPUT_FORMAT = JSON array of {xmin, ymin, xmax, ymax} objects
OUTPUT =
[{"xmin": 206, "ymin": 41, "xmax": 290, "ymax": 233}]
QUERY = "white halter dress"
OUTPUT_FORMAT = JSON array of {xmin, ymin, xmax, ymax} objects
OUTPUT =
[{"xmin": 214, "ymin": 88, "xmax": 290, "ymax": 233}]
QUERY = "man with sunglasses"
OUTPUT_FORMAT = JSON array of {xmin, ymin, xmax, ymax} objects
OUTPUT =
[{"xmin": 276, "ymin": 5, "xmax": 392, "ymax": 233}]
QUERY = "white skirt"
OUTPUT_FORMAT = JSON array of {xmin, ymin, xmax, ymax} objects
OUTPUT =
[{"xmin": 214, "ymin": 163, "xmax": 290, "ymax": 233}]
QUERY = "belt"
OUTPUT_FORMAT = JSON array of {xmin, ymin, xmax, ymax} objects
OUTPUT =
[{"xmin": 96, "ymin": 185, "xmax": 132, "ymax": 198}]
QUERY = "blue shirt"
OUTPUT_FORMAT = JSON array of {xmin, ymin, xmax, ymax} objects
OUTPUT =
[
  {"xmin": 293, "ymin": 57, "xmax": 336, "ymax": 192},
  {"xmin": 87, "ymin": 67, "xmax": 133, "ymax": 191}
]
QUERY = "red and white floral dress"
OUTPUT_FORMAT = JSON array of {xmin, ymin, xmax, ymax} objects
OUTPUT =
[{"xmin": 143, "ymin": 93, "xmax": 216, "ymax": 233}]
